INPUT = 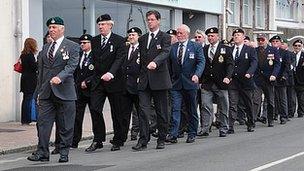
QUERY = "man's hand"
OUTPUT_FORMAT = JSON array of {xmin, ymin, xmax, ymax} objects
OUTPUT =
[
  {"xmin": 50, "ymin": 76, "xmax": 62, "ymax": 85},
  {"xmin": 270, "ymin": 75, "xmax": 276, "ymax": 81},
  {"xmin": 245, "ymin": 73, "xmax": 251, "ymax": 78},
  {"xmin": 192, "ymin": 75, "xmax": 199, "ymax": 83},
  {"xmin": 101, "ymin": 73, "xmax": 113, "ymax": 82},
  {"xmin": 147, "ymin": 61, "xmax": 157, "ymax": 70},
  {"xmin": 81, "ymin": 81, "xmax": 87, "ymax": 89},
  {"xmin": 223, "ymin": 77, "xmax": 230, "ymax": 84}
]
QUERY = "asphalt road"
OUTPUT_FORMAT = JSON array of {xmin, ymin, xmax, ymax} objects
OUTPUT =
[{"xmin": 1, "ymin": 117, "xmax": 304, "ymax": 171}]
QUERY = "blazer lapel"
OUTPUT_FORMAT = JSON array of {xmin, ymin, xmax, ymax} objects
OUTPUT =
[
  {"xmin": 43, "ymin": 43, "xmax": 52, "ymax": 65},
  {"xmin": 183, "ymin": 41, "xmax": 191, "ymax": 64}
]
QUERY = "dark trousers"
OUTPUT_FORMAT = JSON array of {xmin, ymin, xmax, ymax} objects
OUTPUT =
[
  {"xmin": 287, "ymin": 85, "xmax": 297, "ymax": 117},
  {"xmin": 255, "ymin": 80, "xmax": 275, "ymax": 123},
  {"xmin": 252, "ymin": 88, "xmax": 263, "ymax": 120},
  {"xmin": 274, "ymin": 86, "xmax": 288, "ymax": 120},
  {"xmin": 228, "ymin": 89, "xmax": 254, "ymax": 128},
  {"xmin": 295, "ymin": 87, "xmax": 304, "ymax": 117},
  {"xmin": 138, "ymin": 88, "xmax": 169, "ymax": 145},
  {"xmin": 37, "ymin": 92, "xmax": 75, "ymax": 157},
  {"xmin": 170, "ymin": 89, "xmax": 198, "ymax": 138},
  {"xmin": 21, "ymin": 93, "xmax": 33, "ymax": 124},
  {"xmin": 120, "ymin": 92, "xmax": 140, "ymax": 142},
  {"xmin": 131, "ymin": 105, "xmax": 139, "ymax": 135},
  {"xmin": 72, "ymin": 92, "xmax": 93, "ymax": 146}
]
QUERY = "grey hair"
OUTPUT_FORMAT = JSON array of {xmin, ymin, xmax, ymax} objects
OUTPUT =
[
  {"xmin": 178, "ymin": 24, "xmax": 191, "ymax": 33},
  {"xmin": 195, "ymin": 29, "xmax": 205, "ymax": 37}
]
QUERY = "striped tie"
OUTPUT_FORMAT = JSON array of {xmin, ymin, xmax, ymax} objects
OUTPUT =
[{"xmin": 48, "ymin": 41, "xmax": 56, "ymax": 63}]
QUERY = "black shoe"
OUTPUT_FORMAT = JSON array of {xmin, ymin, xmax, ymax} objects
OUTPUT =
[
  {"xmin": 51, "ymin": 148, "xmax": 60, "ymax": 155},
  {"xmin": 71, "ymin": 144, "xmax": 78, "ymax": 149},
  {"xmin": 110, "ymin": 144, "xmax": 121, "ymax": 151},
  {"xmin": 268, "ymin": 121, "xmax": 274, "ymax": 127},
  {"xmin": 227, "ymin": 128, "xmax": 235, "ymax": 134},
  {"xmin": 212, "ymin": 121, "xmax": 221, "ymax": 129},
  {"xmin": 274, "ymin": 115, "xmax": 278, "ymax": 121},
  {"xmin": 58, "ymin": 155, "xmax": 69, "ymax": 163},
  {"xmin": 247, "ymin": 126, "xmax": 254, "ymax": 132},
  {"xmin": 197, "ymin": 130, "xmax": 205, "ymax": 136},
  {"xmin": 201, "ymin": 132, "xmax": 209, "ymax": 137},
  {"xmin": 156, "ymin": 142, "xmax": 165, "ymax": 149},
  {"xmin": 219, "ymin": 131, "xmax": 227, "ymax": 137},
  {"xmin": 165, "ymin": 135, "xmax": 177, "ymax": 143},
  {"xmin": 177, "ymin": 132, "xmax": 184, "ymax": 138},
  {"xmin": 257, "ymin": 117, "xmax": 267, "ymax": 124},
  {"xmin": 132, "ymin": 143, "xmax": 147, "ymax": 151},
  {"xmin": 85, "ymin": 142, "xmax": 103, "ymax": 152},
  {"xmin": 288, "ymin": 114, "xmax": 294, "ymax": 118},
  {"xmin": 280, "ymin": 119, "xmax": 287, "ymax": 125},
  {"xmin": 27, "ymin": 154, "xmax": 49, "ymax": 162},
  {"xmin": 186, "ymin": 137, "xmax": 195, "ymax": 143},
  {"xmin": 109, "ymin": 140, "xmax": 124, "ymax": 147}
]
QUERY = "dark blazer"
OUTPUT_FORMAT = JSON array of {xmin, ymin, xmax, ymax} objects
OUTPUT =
[
  {"xmin": 138, "ymin": 31, "xmax": 172, "ymax": 90},
  {"xmin": 294, "ymin": 51, "xmax": 304, "ymax": 86},
  {"xmin": 36, "ymin": 38, "xmax": 79, "ymax": 100},
  {"xmin": 91, "ymin": 33, "xmax": 126, "ymax": 93},
  {"xmin": 229, "ymin": 44, "xmax": 257, "ymax": 90},
  {"xmin": 74, "ymin": 51, "xmax": 94, "ymax": 97},
  {"xmin": 288, "ymin": 50, "xmax": 296, "ymax": 86},
  {"xmin": 275, "ymin": 48, "xmax": 291, "ymax": 87},
  {"xmin": 169, "ymin": 41, "xmax": 205, "ymax": 90},
  {"xmin": 200, "ymin": 42, "xmax": 234, "ymax": 90},
  {"xmin": 254, "ymin": 45, "xmax": 281, "ymax": 86},
  {"xmin": 20, "ymin": 53, "xmax": 37, "ymax": 94},
  {"xmin": 122, "ymin": 44, "xmax": 141, "ymax": 94}
]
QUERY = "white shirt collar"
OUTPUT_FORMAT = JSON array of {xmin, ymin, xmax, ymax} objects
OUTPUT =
[
  {"xmin": 149, "ymin": 28, "xmax": 160, "ymax": 37},
  {"xmin": 101, "ymin": 32, "xmax": 111, "ymax": 40}
]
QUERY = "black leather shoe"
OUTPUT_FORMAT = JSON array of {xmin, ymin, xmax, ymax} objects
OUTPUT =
[
  {"xmin": 227, "ymin": 129, "xmax": 235, "ymax": 134},
  {"xmin": 280, "ymin": 119, "xmax": 287, "ymax": 125},
  {"xmin": 165, "ymin": 135, "xmax": 177, "ymax": 143},
  {"xmin": 111, "ymin": 144, "xmax": 121, "ymax": 151},
  {"xmin": 257, "ymin": 117, "xmax": 267, "ymax": 124},
  {"xmin": 110, "ymin": 140, "xmax": 124, "ymax": 147},
  {"xmin": 219, "ymin": 131, "xmax": 227, "ymax": 137},
  {"xmin": 186, "ymin": 137, "xmax": 195, "ymax": 143},
  {"xmin": 27, "ymin": 154, "xmax": 49, "ymax": 162},
  {"xmin": 156, "ymin": 142, "xmax": 165, "ymax": 149},
  {"xmin": 247, "ymin": 126, "xmax": 254, "ymax": 132},
  {"xmin": 132, "ymin": 143, "xmax": 147, "ymax": 151},
  {"xmin": 58, "ymin": 155, "xmax": 69, "ymax": 163},
  {"xmin": 268, "ymin": 121, "xmax": 274, "ymax": 127},
  {"xmin": 51, "ymin": 148, "xmax": 60, "ymax": 155},
  {"xmin": 85, "ymin": 142, "xmax": 103, "ymax": 152}
]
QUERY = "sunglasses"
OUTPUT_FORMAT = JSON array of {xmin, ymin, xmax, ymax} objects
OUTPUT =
[
  {"xmin": 257, "ymin": 38, "xmax": 265, "ymax": 42},
  {"xmin": 80, "ymin": 42, "xmax": 90, "ymax": 44},
  {"xmin": 293, "ymin": 44, "xmax": 302, "ymax": 47},
  {"xmin": 195, "ymin": 36, "xmax": 202, "ymax": 38}
]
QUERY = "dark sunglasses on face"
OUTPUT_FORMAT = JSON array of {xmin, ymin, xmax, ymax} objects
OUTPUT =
[
  {"xmin": 293, "ymin": 44, "xmax": 302, "ymax": 47},
  {"xmin": 80, "ymin": 42, "xmax": 90, "ymax": 44},
  {"xmin": 257, "ymin": 38, "xmax": 265, "ymax": 42},
  {"xmin": 195, "ymin": 36, "xmax": 202, "ymax": 38}
]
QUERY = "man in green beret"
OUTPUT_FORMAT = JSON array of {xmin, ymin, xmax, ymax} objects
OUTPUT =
[{"xmin": 27, "ymin": 16, "xmax": 79, "ymax": 163}]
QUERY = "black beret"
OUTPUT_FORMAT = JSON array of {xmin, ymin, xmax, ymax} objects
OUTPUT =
[
  {"xmin": 79, "ymin": 34, "xmax": 92, "ymax": 41},
  {"xmin": 269, "ymin": 35, "xmax": 282, "ymax": 42},
  {"xmin": 166, "ymin": 29, "xmax": 177, "ymax": 35},
  {"xmin": 257, "ymin": 33, "xmax": 267, "ymax": 39},
  {"xmin": 244, "ymin": 36, "xmax": 250, "ymax": 41},
  {"xmin": 46, "ymin": 17, "xmax": 64, "ymax": 26},
  {"xmin": 232, "ymin": 28, "xmax": 244, "ymax": 36},
  {"xmin": 293, "ymin": 39, "xmax": 303, "ymax": 46},
  {"xmin": 205, "ymin": 27, "xmax": 219, "ymax": 35},
  {"xmin": 127, "ymin": 27, "xmax": 142, "ymax": 35},
  {"xmin": 96, "ymin": 14, "xmax": 112, "ymax": 23}
]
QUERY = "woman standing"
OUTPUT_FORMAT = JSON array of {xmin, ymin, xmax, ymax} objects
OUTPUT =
[{"xmin": 20, "ymin": 38, "xmax": 38, "ymax": 125}]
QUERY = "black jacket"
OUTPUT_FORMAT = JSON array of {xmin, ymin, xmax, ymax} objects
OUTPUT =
[{"xmin": 20, "ymin": 53, "xmax": 37, "ymax": 94}]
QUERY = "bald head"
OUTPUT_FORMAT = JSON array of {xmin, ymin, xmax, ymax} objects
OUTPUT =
[{"xmin": 176, "ymin": 24, "xmax": 190, "ymax": 42}]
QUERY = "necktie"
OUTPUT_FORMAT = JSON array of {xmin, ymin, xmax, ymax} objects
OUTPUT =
[
  {"xmin": 81, "ymin": 53, "xmax": 87, "ymax": 69},
  {"xmin": 258, "ymin": 46, "xmax": 266, "ymax": 67},
  {"xmin": 148, "ymin": 33, "xmax": 154, "ymax": 49},
  {"xmin": 177, "ymin": 43, "xmax": 184, "ymax": 65},
  {"xmin": 235, "ymin": 46, "xmax": 239, "ymax": 60},
  {"xmin": 128, "ymin": 45, "xmax": 135, "ymax": 60},
  {"xmin": 48, "ymin": 41, "xmax": 56, "ymax": 63},
  {"xmin": 101, "ymin": 37, "xmax": 107, "ymax": 48},
  {"xmin": 210, "ymin": 45, "xmax": 215, "ymax": 62}
]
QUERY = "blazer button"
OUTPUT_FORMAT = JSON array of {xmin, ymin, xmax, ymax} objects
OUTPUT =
[
  {"xmin": 235, "ymin": 73, "xmax": 238, "ymax": 76},
  {"xmin": 126, "ymin": 67, "xmax": 129, "ymax": 69},
  {"xmin": 235, "ymin": 66, "xmax": 238, "ymax": 68},
  {"xmin": 210, "ymin": 74, "xmax": 213, "ymax": 77}
]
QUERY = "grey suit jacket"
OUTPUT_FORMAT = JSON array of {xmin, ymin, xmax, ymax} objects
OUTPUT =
[{"xmin": 36, "ymin": 38, "xmax": 79, "ymax": 101}]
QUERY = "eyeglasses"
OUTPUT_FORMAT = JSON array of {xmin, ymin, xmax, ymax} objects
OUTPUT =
[
  {"xmin": 80, "ymin": 42, "xmax": 90, "ymax": 44},
  {"xmin": 195, "ymin": 36, "xmax": 202, "ymax": 38},
  {"xmin": 293, "ymin": 44, "xmax": 302, "ymax": 47},
  {"xmin": 257, "ymin": 38, "xmax": 265, "ymax": 42}
]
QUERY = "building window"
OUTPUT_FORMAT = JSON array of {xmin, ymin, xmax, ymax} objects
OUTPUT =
[
  {"xmin": 276, "ymin": 0, "xmax": 298, "ymax": 21},
  {"xmin": 228, "ymin": 0, "xmax": 240, "ymax": 26},
  {"xmin": 243, "ymin": 0, "xmax": 253, "ymax": 27},
  {"xmin": 255, "ymin": 0, "xmax": 265, "ymax": 28}
]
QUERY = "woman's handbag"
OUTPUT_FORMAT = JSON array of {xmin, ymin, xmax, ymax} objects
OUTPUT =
[{"xmin": 13, "ymin": 58, "xmax": 22, "ymax": 73}]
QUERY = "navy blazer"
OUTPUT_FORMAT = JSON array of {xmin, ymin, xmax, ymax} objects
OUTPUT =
[
  {"xmin": 294, "ymin": 51, "xmax": 304, "ymax": 87},
  {"xmin": 229, "ymin": 44, "xmax": 258, "ymax": 90},
  {"xmin": 254, "ymin": 45, "xmax": 281, "ymax": 86},
  {"xmin": 275, "ymin": 48, "xmax": 291, "ymax": 87},
  {"xmin": 200, "ymin": 43, "xmax": 234, "ymax": 90},
  {"xmin": 169, "ymin": 41, "xmax": 205, "ymax": 90}
]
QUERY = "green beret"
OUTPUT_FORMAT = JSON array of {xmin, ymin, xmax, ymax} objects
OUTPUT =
[
  {"xmin": 46, "ymin": 17, "xmax": 64, "ymax": 26},
  {"xmin": 269, "ymin": 35, "xmax": 282, "ymax": 42},
  {"xmin": 79, "ymin": 34, "xmax": 92, "ymax": 41}
]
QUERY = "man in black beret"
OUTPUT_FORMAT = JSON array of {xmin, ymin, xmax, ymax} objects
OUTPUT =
[
  {"xmin": 28, "ymin": 16, "xmax": 79, "ymax": 163},
  {"xmin": 166, "ymin": 29, "xmax": 178, "ymax": 44},
  {"xmin": 71, "ymin": 34, "xmax": 96, "ymax": 148},
  {"xmin": 87, "ymin": 13, "xmax": 127, "ymax": 152}
]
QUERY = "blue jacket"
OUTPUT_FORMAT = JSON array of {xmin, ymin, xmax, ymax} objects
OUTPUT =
[{"xmin": 169, "ymin": 41, "xmax": 205, "ymax": 90}]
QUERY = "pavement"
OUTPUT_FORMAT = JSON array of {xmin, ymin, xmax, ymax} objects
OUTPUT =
[{"xmin": 0, "ymin": 100, "xmax": 113, "ymax": 155}]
